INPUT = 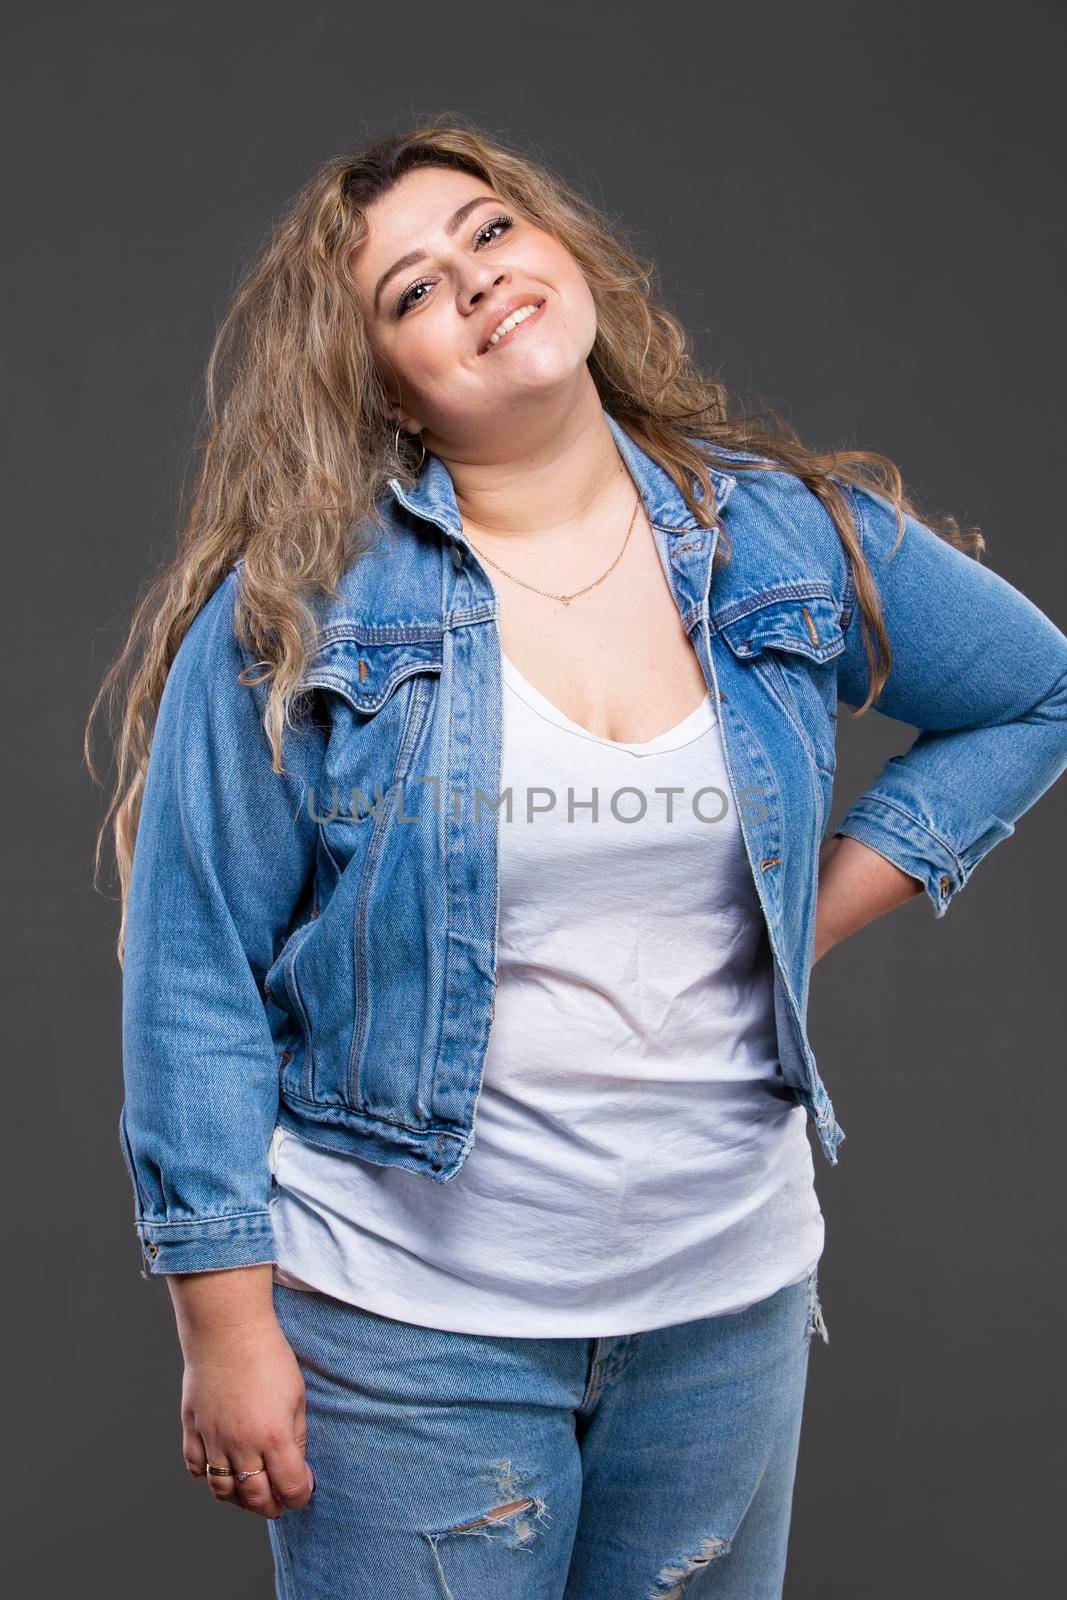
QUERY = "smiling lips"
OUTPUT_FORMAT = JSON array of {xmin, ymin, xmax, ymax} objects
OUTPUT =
[{"xmin": 479, "ymin": 297, "xmax": 547, "ymax": 355}]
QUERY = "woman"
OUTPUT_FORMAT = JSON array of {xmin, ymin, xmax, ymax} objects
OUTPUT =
[{"xmin": 88, "ymin": 117, "xmax": 1067, "ymax": 1598}]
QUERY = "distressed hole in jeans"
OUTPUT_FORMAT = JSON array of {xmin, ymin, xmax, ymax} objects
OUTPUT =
[
  {"xmin": 449, "ymin": 1497, "xmax": 541, "ymax": 1538},
  {"xmin": 422, "ymin": 1459, "xmax": 550, "ymax": 1600},
  {"xmin": 807, "ymin": 1273, "xmax": 830, "ymax": 1345},
  {"xmin": 652, "ymin": 1536, "xmax": 731, "ymax": 1598}
]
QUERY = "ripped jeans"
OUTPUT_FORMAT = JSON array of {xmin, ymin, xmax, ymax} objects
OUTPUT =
[{"xmin": 268, "ymin": 1269, "xmax": 828, "ymax": 1599}]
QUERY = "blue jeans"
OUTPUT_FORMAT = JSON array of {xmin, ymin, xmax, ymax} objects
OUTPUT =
[{"xmin": 268, "ymin": 1270, "xmax": 828, "ymax": 1598}]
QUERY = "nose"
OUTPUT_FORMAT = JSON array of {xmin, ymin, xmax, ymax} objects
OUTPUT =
[{"xmin": 465, "ymin": 268, "xmax": 507, "ymax": 307}]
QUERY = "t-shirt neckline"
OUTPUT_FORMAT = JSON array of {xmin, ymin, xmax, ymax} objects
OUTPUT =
[{"xmin": 501, "ymin": 652, "xmax": 716, "ymax": 755}]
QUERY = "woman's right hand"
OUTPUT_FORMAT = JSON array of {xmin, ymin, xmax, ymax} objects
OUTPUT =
[{"xmin": 167, "ymin": 1264, "xmax": 315, "ymax": 1519}]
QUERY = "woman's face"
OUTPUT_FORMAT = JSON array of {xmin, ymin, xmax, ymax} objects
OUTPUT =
[{"xmin": 349, "ymin": 165, "xmax": 597, "ymax": 453}]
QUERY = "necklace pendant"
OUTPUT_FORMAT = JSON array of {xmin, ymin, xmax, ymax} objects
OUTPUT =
[{"xmin": 561, "ymin": 594, "xmax": 572, "ymax": 606}]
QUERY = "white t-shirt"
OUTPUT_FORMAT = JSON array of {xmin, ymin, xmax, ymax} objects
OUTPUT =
[{"xmin": 269, "ymin": 651, "xmax": 823, "ymax": 1336}]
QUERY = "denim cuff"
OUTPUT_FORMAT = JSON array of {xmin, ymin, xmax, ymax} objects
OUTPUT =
[
  {"xmin": 833, "ymin": 794, "xmax": 963, "ymax": 919},
  {"xmin": 133, "ymin": 1209, "xmax": 276, "ymax": 1278}
]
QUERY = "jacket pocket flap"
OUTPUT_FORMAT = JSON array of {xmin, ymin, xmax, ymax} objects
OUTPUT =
[
  {"xmin": 300, "ymin": 636, "xmax": 444, "ymax": 714},
  {"xmin": 715, "ymin": 590, "xmax": 845, "ymax": 664}
]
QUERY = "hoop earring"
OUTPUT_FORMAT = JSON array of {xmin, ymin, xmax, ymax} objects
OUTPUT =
[{"xmin": 394, "ymin": 424, "xmax": 426, "ymax": 473}]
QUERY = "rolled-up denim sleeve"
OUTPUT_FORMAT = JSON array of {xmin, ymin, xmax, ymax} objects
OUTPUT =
[
  {"xmin": 119, "ymin": 566, "xmax": 325, "ymax": 1276},
  {"xmin": 833, "ymin": 484, "xmax": 1067, "ymax": 917}
]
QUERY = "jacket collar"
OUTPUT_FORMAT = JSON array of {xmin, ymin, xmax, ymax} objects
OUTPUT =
[{"xmin": 385, "ymin": 406, "xmax": 738, "ymax": 540}]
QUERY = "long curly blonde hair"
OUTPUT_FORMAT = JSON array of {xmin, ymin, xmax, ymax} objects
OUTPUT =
[{"xmin": 84, "ymin": 112, "xmax": 983, "ymax": 963}]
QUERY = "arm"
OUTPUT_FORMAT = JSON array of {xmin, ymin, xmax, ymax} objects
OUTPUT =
[
  {"xmin": 830, "ymin": 484, "xmax": 1067, "ymax": 919},
  {"xmin": 120, "ymin": 567, "xmax": 324, "ymax": 1518},
  {"xmin": 813, "ymin": 832, "xmax": 922, "ymax": 963},
  {"xmin": 120, "ymin": 565, "xmax": 326, "ymax": 1277}
]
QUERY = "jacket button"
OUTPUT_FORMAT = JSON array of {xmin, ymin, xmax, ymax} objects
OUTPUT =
[
  {"xmin": 280, "ymin": 1049, "xmax": 293, "ymax": 1066},
  {"xmin": 452, "ymin": 543, "xmax": 464, "ymax": 568},
  {"xmin": 145, "ymin": 1242, "xmax": 158, "ymax": 1259},
  {"xmin": 939, "ymin": 874, "xmax": 951, "ymax": 894}
]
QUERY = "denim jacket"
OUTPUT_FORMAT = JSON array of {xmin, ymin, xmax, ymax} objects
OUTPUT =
[{"xmin": 119, "ymin": 409, "xmax": 1067, "ymax": 1276}]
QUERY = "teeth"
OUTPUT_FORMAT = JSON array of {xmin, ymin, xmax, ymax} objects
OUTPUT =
[{"xmin": 486, "ymin": 303, "xmax": 540, "ymax": 348}]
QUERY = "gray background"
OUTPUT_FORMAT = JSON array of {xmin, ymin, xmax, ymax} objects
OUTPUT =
[{"xmin": 3, "ymin": 1, "xmax": 1064, "ymax": 1593}]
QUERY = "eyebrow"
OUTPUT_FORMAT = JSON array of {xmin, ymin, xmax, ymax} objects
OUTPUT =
[{"xmin": 372, "ymin": 195, "xmax": 502, "ymax": 313}]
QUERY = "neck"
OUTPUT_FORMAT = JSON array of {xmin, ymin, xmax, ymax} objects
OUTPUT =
[{"xmin": 429, "ymin": 384, "xmax": 634, "ymax": 550}]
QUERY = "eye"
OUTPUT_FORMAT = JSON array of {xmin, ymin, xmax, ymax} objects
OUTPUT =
[
  {"xmin": 394, "ymin": 213, "xmax": 515, "ymax": 317},
  {"xmin": 474, "ymin": 213, "xmax": 514, "ymax": 248}
]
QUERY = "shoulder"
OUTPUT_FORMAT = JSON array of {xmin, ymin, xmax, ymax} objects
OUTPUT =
[
  {"xmin": 694, "ymin": 439, "xmax": 842, "ymax": 545},
  {"xmin": 187, "ymin": 564, "xmax": 245, "ymax": 666},
  {"xmin": 159, "ymin": 566, "xmax": 248, "ymax": 722},
  {"xmin": 697, "ymin": 447, "xmax": 852, "ymax": 606}
]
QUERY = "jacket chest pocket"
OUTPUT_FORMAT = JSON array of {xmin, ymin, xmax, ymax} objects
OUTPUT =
[
  {"xmin": 714, "ymin": 590, "xmax": 844, "ymax": 778},
  {"xmin": 301, "ymin": 635, "xmax": 444, "ymax": 851}
]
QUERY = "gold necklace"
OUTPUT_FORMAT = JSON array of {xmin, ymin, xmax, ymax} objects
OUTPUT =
[{"xmin": 461, "ymin": 488, "xmax": 642, "ymax": 607}]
